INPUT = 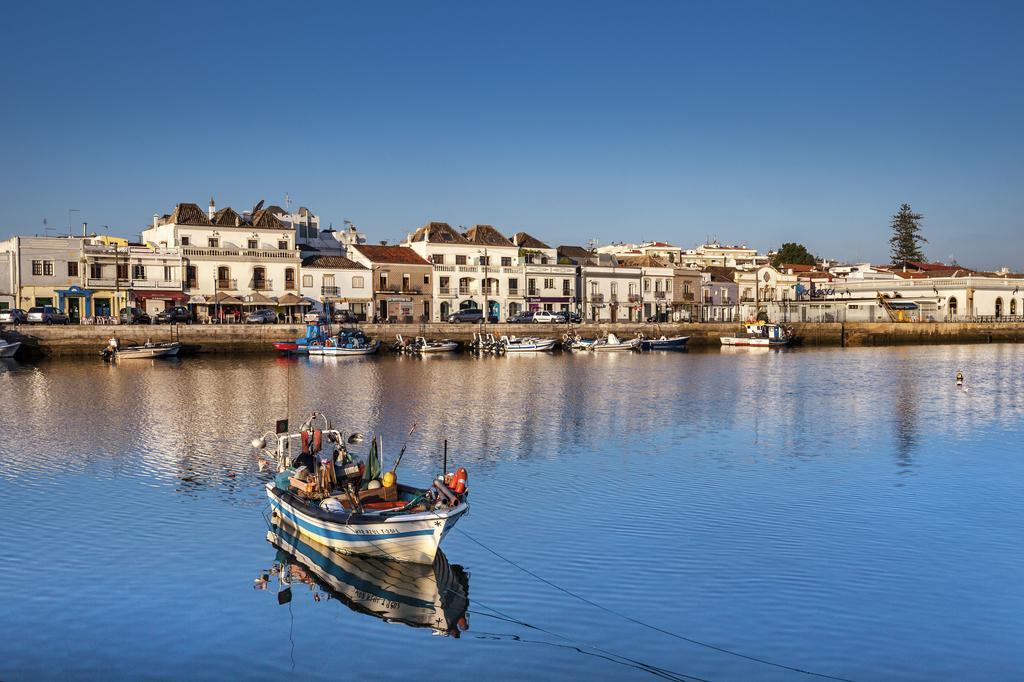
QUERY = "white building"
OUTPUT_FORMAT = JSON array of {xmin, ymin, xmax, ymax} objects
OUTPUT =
[
  {"xmin": 617, "ymin": 255, "xmax": 674, "ymax": 321},
  {"xmin": 513, "ymin": 232, "xmax": 577, "ymax": 316},
  {"xmin": 0, "ymin": 246, "xmax": 14, "ymax": 311},
  {"xmin": 598, "ymin": 241, "xmax": 683, "ymax": 265},
  {"xmin": 270, "ymin": 204, "xmax": 368, "ymax": 256},
  {"xmin": 700, "ymin": 268, "xmax": 739, "ymax": 322},
  {"xmin": 300, "ymin": 255, "xmax": 372, "ymax": 320},
  {"xmin": 734, "ymin": 264, "xmax": 799, "ymax": 321},
  {"xmin": 83, "ymin": 239, "xmax": 185, "ymax": 317},
  {"xmin": 680, "ymin": 242, "xmax": 766, "ymax": 269},
  {"xmin": 142, "ymin": 200, "xmax": 301, "ymax": 317}
]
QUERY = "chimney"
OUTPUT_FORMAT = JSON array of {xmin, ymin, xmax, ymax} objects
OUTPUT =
[
  {"xmin": 208, "ymin": 197, "xmax": 216, "ymax": 220},
  {"xmin": 153, "ymin": 213, "xmax": 159, "ymax": 229},
  {"xmin": 82, "ymin": 222, "xmax": 87, "ymax": 237}
]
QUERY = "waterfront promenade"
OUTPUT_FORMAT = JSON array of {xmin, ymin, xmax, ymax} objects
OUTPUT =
[{"xmin": 4, "ymin": 320, "xmax": 1024, "ymax": 356}]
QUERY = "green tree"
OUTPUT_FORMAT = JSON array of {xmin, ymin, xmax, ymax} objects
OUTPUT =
[
  {"xmin": 889, "ymin": 203, "xmax": 927, "ymax": 263},
  {"xmin": 770, "ymin": 242, "xmax": 816, "ymax": 268}
]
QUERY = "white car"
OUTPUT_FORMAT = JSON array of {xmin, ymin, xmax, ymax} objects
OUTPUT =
[{"xmin": 531, "ymin": 311, "xmax": 559, "ymax": 323}]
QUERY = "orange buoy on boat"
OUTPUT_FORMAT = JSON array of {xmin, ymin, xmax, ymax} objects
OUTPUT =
[{"xmin": 451, "ymin": 467, "xmax": 468, "ymax": 495}]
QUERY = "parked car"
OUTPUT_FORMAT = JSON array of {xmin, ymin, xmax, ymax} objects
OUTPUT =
[
  {"xmin": 119, "ymin": 307, "xmax": 151, "ymax": 325},
  {"xmin": 246, "ymin": 309, "xmax": 279, "ymax": 324},
  {"xmin": 332, "ymin": 309, "xmax": 359, "ymax": 324},
  {"xmin": 0, "ymin": 308, "xmax": 28, "ymax": 325},
  {"xmin": 155, "ymin": 306, "xmax": 192, "ymax": 325},
  {"xmin": 27, "ymin": 306, "xmax": 70, "ymax": 324},
  {"xmin": 564, "ymin": 311, "xmax": 582, "ymax": 324},
  {"xmin": 506, "ymin": 312, "xmax": 534, "ymax": 323},
  {"xmin": 447, "ymin": 309, "xmax": 497, "ymax": 323},
  {"xmin": 531, "ymin": 310, "xmax": 561, "ymax": 323}
]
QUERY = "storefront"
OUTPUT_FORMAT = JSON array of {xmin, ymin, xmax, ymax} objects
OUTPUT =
[
  {"xmin": 134, "ymin": 290, "xmax": 188, "ymax": 316},
  {"xmin": 526, "ymin": 296, "xmax": 573, "ymax": 313},
  {"xmin": 54, "ymin": 285, "xmax": 94, "ymax": 323}
]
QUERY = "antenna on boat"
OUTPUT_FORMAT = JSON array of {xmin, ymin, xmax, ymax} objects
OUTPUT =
[
  {"xmin": 443, "ymin": 439, "xmax": 448, "ymax": 476},
  {"xmin": 391, "ymin": 423, "xmax": 418, "ymax": 473}
]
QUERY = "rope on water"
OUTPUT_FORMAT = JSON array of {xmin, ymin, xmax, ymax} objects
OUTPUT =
[{"xmin": 457, "ymin": 528, "xmax": 854, "ymax": 682}]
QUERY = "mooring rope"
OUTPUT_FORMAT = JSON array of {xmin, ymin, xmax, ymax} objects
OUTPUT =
[{"xmin": 457, "ymin": 528, "xmax": 854, "ymax": 682}]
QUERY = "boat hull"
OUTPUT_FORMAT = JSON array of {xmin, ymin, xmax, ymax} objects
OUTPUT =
[
  {"xmin": 0, "ymin": 341, "xmax": 20, "ymax": 358},
  {"xmin": 321, "ymin": 340, "xmax": 381, "ymax": 356},
  {"xmin": 720, "ymin": 337, "xmax": 790, "ymax": 347},
  {"xmin": 267, "ymin": 484, "xmax": 468, "ymax": 564},
  {"xmin": 592, "ymin": 340, "xmax": 641, "ymax": 351},
  {"xmin": 116, "ymin": 342, "xmax": 180, "ymax": 359},
  {"xmin": 641, "ymin": 336, "xmax": 690, "ymax": 350},
  {"xmin": 502, "ymin": 339, "xmax": 557, "ymax": 352}
]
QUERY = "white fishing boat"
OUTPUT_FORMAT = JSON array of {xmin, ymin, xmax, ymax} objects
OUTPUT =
[
  {"xmin": 103, "ymin": 341, "xmax": 182, "ymax": 360},
  {"xmin": 264, "ymin": 519, "xmax": 470, "ymax": 635},
  {"xmin": 0, "ymin": 340, "xmax": 21, "ymax": 358},
  {"xmin": 321, "ymin": 339, "xmax": 381, "ymax": 356},
  {"xmin": 499, "ymin": 335, "xmax": 557, "ymax": 352},
  {"xmin": 312, "ymin": 329, "xmax": 380, "ymax": 356},
  {"xmin": 720, "ymin": 322, "xmax": 793, "ymax": 347},
  {"xmin": 562, "ymin": 332, "xmax": 595, "ymax": 351},
  {"xmin": 591, "ymin": 333, "xmax": 641, "ymax": 352},
  {"xmin": 254, "ymin": 413, "xmax": 469, "ymax": 564},
  {"xmin": 396, "ymin": 335, "xmax": 459, "ymax": 353}
]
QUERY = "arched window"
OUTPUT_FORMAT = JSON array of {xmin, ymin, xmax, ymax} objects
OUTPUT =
[
  {"xmin": 285, "ymin": 268, "xmax": 296, "ymax": 290},
  {"xmin": 217, "ymin": 265, "xmax": 231, "ymax": 289},
  {"xmin": 439, "ymin": 301, "xmax": 450, "ymax": 319},
  {"xmin": 948, "ymin": 296, "xmax": 957, "ymax": 318},
  {"xmin": 252, "ymin": 266, "xmax": 267, "ymax": 290},
  {"xmin": 995, "ymin": 297, "xmax": 1003, "ymax": 318},
  {"xmin": 458, "ymin": 277, "xmax": 472, "ymax": 295},
  {"xmin": 1011, "ymin": 299, "xmax": 1018, "ymax": 316}
]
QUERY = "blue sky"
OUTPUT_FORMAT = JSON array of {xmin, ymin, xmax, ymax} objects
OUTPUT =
[{"xmin": 2, "ymin": 1, "xmax": 1021, "ymax": 268}]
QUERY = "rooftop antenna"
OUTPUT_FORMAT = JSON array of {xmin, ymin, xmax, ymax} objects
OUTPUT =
[{"xmin": 67, "ymin": 209, "xmax": 80, "ymax": 237}]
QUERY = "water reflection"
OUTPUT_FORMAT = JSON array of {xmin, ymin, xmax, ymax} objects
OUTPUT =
[{"xmin": 261, "ymin": 518, "xmax": 470, "ymax": 637}]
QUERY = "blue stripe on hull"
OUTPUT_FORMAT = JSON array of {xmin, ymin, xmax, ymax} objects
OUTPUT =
[{"xmin": 270, "ymin": 500, "xmax": 437, "ymax": 543}]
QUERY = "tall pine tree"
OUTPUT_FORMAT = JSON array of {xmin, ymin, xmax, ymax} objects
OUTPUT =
[{"xmin": 889, "ymin": 203, "xmax": 927, "ymax": 263}]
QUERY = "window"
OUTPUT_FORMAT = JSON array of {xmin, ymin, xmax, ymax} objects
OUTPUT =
[
  {"xmin": 90, "ymin": 263, "xmax": 103, "ymax": 279},
  {"xmin": 629, "ymin": 283, "xmax": 636, "ymax": 296},
  {"xmin": 180, "ymin": 236, "xmax": 190, "ymax": 246},
  {"xmin": 43, "ymin": 261, "xmax": 53, "ymax": 276},
  {"xmin": 562, "ymin": 279, "xmax": 571, "ymax": 296},
  {"xmin": 528, "ymin": 278, "xmax": 537, "ymax": 294},
  {"xmin": 455, "ymin": 255, "xmax": 467, "ymax": 265},
  {"xmin": 402, "ymin": 274, "xmax": 411, "ymax": 291},
  {"xmin": 611, "ymin": 282, "xmax": 618, "ymax": 296},
  {"xmin": 541, "ymin": 256, "xmax": 549, "ymax": 264},
  {"xmin": 285, "ymin": 268, "xmax": 296, "ymax": 289},
  {"xmin": 162, "ymin": 266, "xmax": 171, "ymax": 281},
  {"xmin": 439, "ymin": 276, "xmax": 450, "ymax": 293},
  {"xmin": 379, "ymin": 272, "xmax": 389, "ymax": 290},
  {"xmin": 278, "ymin": 240, "xmax": 288, "ymax": 250},
  {"xmin": 248, "ymin": 239, "xmax": 258, "ymax": 249},
  {"xmin": 544, "ymin": 278, "xmax": 554, "ymax": 289},
  {"xmin": 303, "ymin": 274, "xmax": 313, "ymax": 287},
  {"xmin": 352, "ymin": 275, "xmax": 364, "ymax": 288},
  {"xmin": 479, "ymin": 256, "xmax": 490, "ymax": 266},
  {"xmin": 132, "ymin": 264, "xmax": 145, "ymax": 280},
  {"xmin": 508, "ymin": 278, "xmax": 518, "ymax": 293},
  {"xmin": 432, "ymin": 254, "xmax": 445, "ymax": 264},
  {"xmin": 423, "ymin": 274, "xmax": 430, "ymax": 285},
  {"xmin": 117, "ymin": 263, "xmax": 128, "ymax": 280},
  {"xmin": 186, "ymin": 265, "xmax": 198, "ymax": 287},
  {"xmin": 68, "ymin": 261, "xmax": 79, "ymax": 276},
  {"xmin": 208, "ymin": 237, "xmax": 219, "ymax": 248},
  {"xmin": 644, "ymin": 278, "xmax": 651, "ymax": 292},
  {"xmin": 501, "ymin": 256, "xmax": 511, "ymax": 267}
]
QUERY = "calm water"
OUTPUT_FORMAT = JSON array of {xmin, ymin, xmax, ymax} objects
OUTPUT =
[{"xmin": 1, "ymin": 345, "xmax": 1022, "ymax": 681}]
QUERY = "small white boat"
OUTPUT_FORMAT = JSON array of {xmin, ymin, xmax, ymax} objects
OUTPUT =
[
  {"xmin": 0, "ymin": 340, "xmax": 21, "ymax": 358},
  {"xmin": 499, "ymin": 335, "xmax": 558, "ymax": 352},
  {"xmin": 591, "ymin": 333, "xmax": 641, "ymax": 352},
  {"xmin": 411, "ymin": 336, "xmax": 459, "ymax": 353},
  {"xmin": 322, "ymin": 339, "xmax": 381, "ymax": 356},
  {"xmin": 720, "ymin": 322, "xmax": 793, "ymax": 347},
  {"xmin": 562, "ymin": 332, "xmax": 595, "ymax": 351},
  {"xmin": 106, "ymin": 341, "xmax": 182, "ymax": 360},
  {"xmin": 254, "ymin": 413, "xmax": 469, "ymax": 564}
]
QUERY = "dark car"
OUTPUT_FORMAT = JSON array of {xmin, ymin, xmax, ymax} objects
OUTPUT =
[
  {"xmin": 506, "ymin": 312, "xmax": 534, "ymax": 323},
  {"xmin": 246, "ymin": 309, "xmax": 278, "ymax": 324},
  {"xmin": 119, "ymin": 307, "xmax": 152, "ymax": 325},
  {"xmin": 564, "ymin": 311, "xmax": 582, "ymax": 324},
  {"xmin": 332, "ymin": 309, "xmax": 358, "ymax": 324},
  {"xmin": 447, "ymin": 308, "xmax": 497, "ymax": 324},
  {"xmin": 27, "ymin": 306, "xmax": 70, "ymax": 324},
  {"xmin": 0, "ymin": 308, "xmax": 28, "ymax": 325},
  {"xmin": 155, "ymin": 306, "xmax": 193, "ymax": 325}
]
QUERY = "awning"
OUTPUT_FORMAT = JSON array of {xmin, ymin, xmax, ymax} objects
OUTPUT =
[
  {"xmin": 134, "ymin": 290, "xmax": 188, "ymax": 302},
  {"xmin": 245, "ymin": 292, "xmax": 278, "ymax": 306},
  {"xmin": 277, "ymin": 293, "xmax": 310, "ymax": 306},
  {"xmin": 206, "ymin": 292, "xmax": 244, "ymax": 305}
]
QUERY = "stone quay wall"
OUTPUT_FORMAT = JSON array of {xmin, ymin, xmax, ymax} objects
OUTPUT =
[{"xmin": 4, "ymin": 321, "xmax": 1024, "ymax": 356}]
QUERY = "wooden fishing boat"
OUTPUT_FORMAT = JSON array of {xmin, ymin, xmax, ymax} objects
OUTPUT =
[
  {"xmin": 253, "ymin": 413, "xmax": 469, "ymax": 564},
  {"xmin": 499, "ymin": 335, "xmax": 557, "ymax": 352},
  {"xmin": 640, "ymin": 335, "xmax": 690, "ymax": 350},
  {"xmin": 591, "ymin": 333, "xmax": 641, "ymax": 351},
  {"xmin": 562, "ymin": 332, "xmax": 595, "ymax": 351},
  {"xmin": 265, "ymin": 519, "xmax": 469, "ymax": 635},
  {"xmin": 103, "ymin": 341, "xmax": 182, "ymax": 360},
  {"xmin": 720, "ymin": 322, "xmax": 793, "ymax": 347}
]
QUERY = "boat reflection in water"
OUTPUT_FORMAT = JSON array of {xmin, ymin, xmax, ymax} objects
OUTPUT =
[{"xmin": 260, "ymin": 518, "xmax": 470, "ymax": 637}]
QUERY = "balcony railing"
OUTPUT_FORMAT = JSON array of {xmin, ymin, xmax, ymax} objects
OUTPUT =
[
  {"xmin": 458, "ymin": 286, "xmax": 471, "ymax": 295},
  {"xmin": 527, "ymin": 289, "xmax": 539, "ymax": 296},
  {"xmin": 628, "ymin": 294, "xmax": 642, "ymax": 302},
  {"xmin": 250, "ymin": 279, "xmax": 273, "ymax": 291},
  {"xmin": 590, "ymin": 293, "xmax": 605, "ymax": 303},
  {"xmin": 321, "ymin": 285, "xmax": 340, "ymax": 296},
  {"xmin": 439, "ymin": 286, "xmax": 453, "ymax": 296},
  {"xmin": 508, "ymin": 287, "xmax": 519, "ymax": 296},
  {"xmin": 379, "ymin": 285, "xmax": 423, "ymax": 294},
  {"xmin": 655, "ymin": 291, "xmax": 667, "ymax": 299},
  {"xmin": 187, "ymin": 280, "xmax": 199, "ymax": 289},
  {"xmin": 481, "ymin": 286, "xmax": 498, "ymax": 295},
  {"xmin": 217, "ymin": 279, "xmax": 238, "ymax": 290}
]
